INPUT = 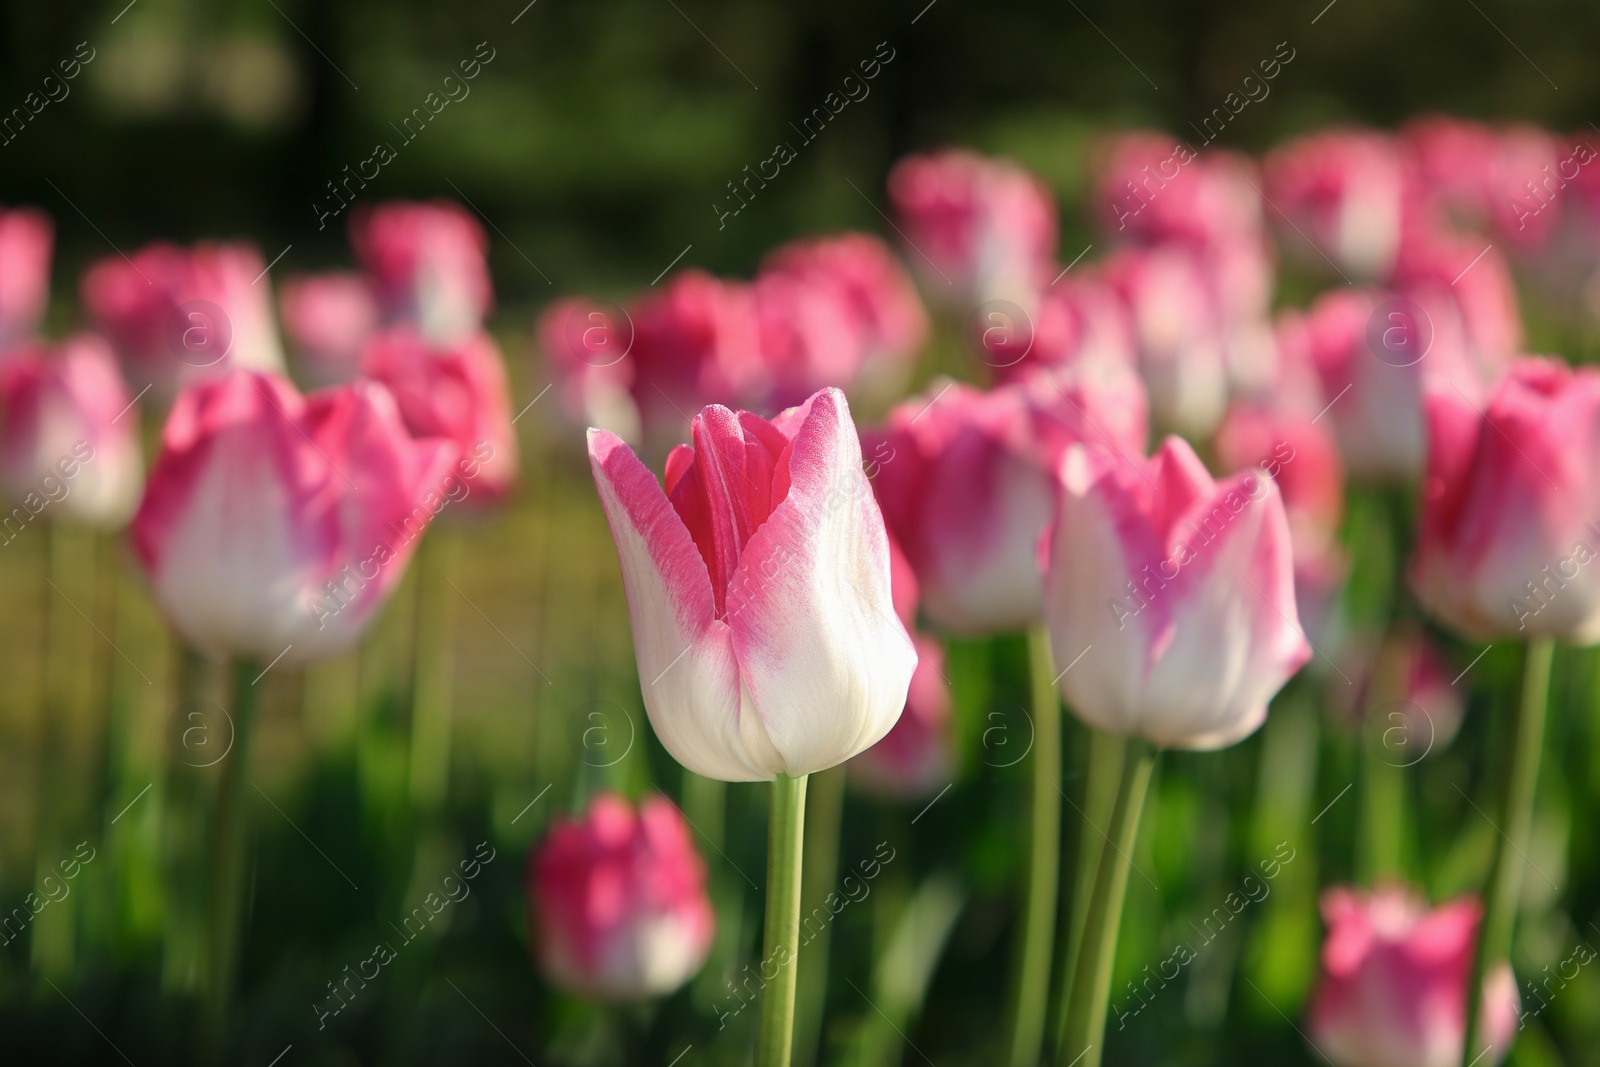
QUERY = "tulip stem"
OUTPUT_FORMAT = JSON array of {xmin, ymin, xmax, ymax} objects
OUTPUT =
[
  {"xmin": 1060, "ymin": 736, "xmax": 1156, "ymax": 1067},
  {"xmin": 1054, "ymin": 729, "xmax": 1126, "ymax": 1049},
  {"xmin": 757, "ymin": 772, "xmax": 808, "ymax": 1067},
  {"xmin": 794, "ymin": 764, "xmax": 846, "ymax": 1067},
  {"xmin": 1009, "ymin": 624, "xmax": 1062, "ymax": 1067},
  {"xmin": 202, "ymin": 656, "xmax": 262, "ymax": 1058},
  {"xmin": 1461, "ymin": 637, "xmax": 1553, "ymax": 1066}
]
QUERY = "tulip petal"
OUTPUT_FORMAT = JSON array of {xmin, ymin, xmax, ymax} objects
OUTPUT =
[
  {"xmin": 588, "ymin": 428, "xmax": 772, "ymax": 781},
  {"xmin": 725, "ymin": 389, "xmax": 917, "ymax": 776}
]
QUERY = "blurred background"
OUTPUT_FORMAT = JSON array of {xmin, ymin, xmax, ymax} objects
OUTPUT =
[{"xmin": 3, "ymin": 0, "xmax": 1600, "ymax": 1064}]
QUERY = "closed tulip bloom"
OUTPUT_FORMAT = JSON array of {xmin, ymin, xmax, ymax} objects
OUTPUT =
[
  {"xmin": 81, "ymin": 241, "xmax": 287, "ymax": 390},
  {"xmin": 0, "ymin": 335, "xmax": 143, "ymax": 528},
  {"xmin": 351, "ymin": 200, "xmax": 492, "ymax": 345},
  {"xmin": 1405, "ymin": 116, "xmax": 1563, "ymax": 254},
  {"xmin": 1214, "ymin": 402, "xmax": 1345, "ymax": 572},
  {"xmin": 359, "ymin": 328, "xmax": 519, "ymax": 505},
  {"xmin": 537, "ymin": 295, "xmax": 641, "ymax": 443},
  {"xmin": 887, "ymin": 148, "xmax": 1058, "ymax": 308},
  {"xmin": 529, "ymin": 793, "xmax": 715, "ymax": 999},
  {"xmin": 131, "ymin": 370, "xmax": 457, "ymax": 664},
  {"xmin": 1095, "ymin": 134, "xmax": 1267, "ymax": 252},
  {"xmin": 869, "ymin": 365, "xmax": 1148, "ymax": 635},
  {"xmin": 1045, "ymin": 436, "xmax": 1310, "ymax": 749},
  {"xmin": 1308, "ymin": 886, "xmax": 1518, "ymax": 1067},
  {"xmin": 279, "ymin": 272, "xmax": 380, "ymax": 387},
  {"xmin": 0, "ymin": 207, "xmax": 52, "ymax": 344},
  {"xmin": 1264, "ymin": 129, "xmax": 1410, "ymax": 279},
  {"xmin": 987, "ymin": 274, "xmax": 1137, "ymax": 385},
  {"xmin": 752, "ymin": 268, "xmax": 871, "ymax": 410},
  {"xmin": 1390, "ymin": 232, "xmax": 1522, "ymax": 372},
  {"xmin": 588, "ymin": 387, "xmax": 916, "ymax": 781},
  {"xmin": 1411, "ymin": 358, "xmax": 1600, "ymax": 643}
]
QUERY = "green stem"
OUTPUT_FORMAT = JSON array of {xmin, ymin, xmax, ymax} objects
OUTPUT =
[
  {"xmin": 1060, "ymin": 737, "xmax": 1156, "ymax": 1067},
  {"xmin": 408, "ymin": 528, "xmax": 459, "ymax": 812},
  {"xmin": 1009, "ymin": 624, "xmax": 1062, "ymax": 1067},
  {"xmin": 794, "ymin": 764, "xmax": 846, "ymax": 1067},
  {"xmin": 1460, "ymin": 638, "xmax": 1553, "ymax": 1066},
  {"xmin": 756, "ymin": 773, "xmax": 808, "ymax": 1067},
  {"xmin": 202, "ymin": 657, "xmax": 262, "ymax": 1057},
  {"xmin": 1054, "ymin": 729, "xmax": 1126, "ymax": 1049}
]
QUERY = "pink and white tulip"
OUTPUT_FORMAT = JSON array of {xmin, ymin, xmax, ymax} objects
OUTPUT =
[
  {"xmin": 0, "ymin": 207, "xmax": 52, "ymax": 345},
  {"xmin": 887, "ymin": 149, "xmax": 1057, "ymax": 309},
  {"xmin": 869, "ymin": 366, "xmax": 1147, "ymax": 635},
  {"xmin": 81, "ymin": 241, "xmax": 287, "ymax": 391},
  {"xmin": 351, "ymin": 200, "xmax": 492, "ymax": 345},
  {"xmin": 528, "ymin": 793, "xmax": 714, "ymax": 999},
  {"xmin": 279, "ymin": 271, "xmax": 380, "ymax": 387},
  {"xmin": 1308, "ymin": 885, "xmax": 1518, "ymax": 1067},
  {"xmin": 1045, "ymin": 436, "xmax": 1310, "ymax": 749},
  {"xmin": 0, "ymin": 335, "xmax": 143, "ymax": 528},
  {"xmin": 588, "ymin": 388, "xmax": 915, "ymax": 781},
  {"xmin": 359, "ymin": 328, "xmax": 519, "ymax": 505},
  {"xmin": 131, "ymin": 370, "xmax": 457, "ymax": 664},
  {"xmin": 1264, "ymin": 128, "xmax": 1410, "ymax": 280},
  {"xmin": 1411, "ymin": 357, "xmax": 1600, "ymax": 643},
  {"xmin": 1095, "ymin": 134, "xmax": 1267, "ymax": 252}
]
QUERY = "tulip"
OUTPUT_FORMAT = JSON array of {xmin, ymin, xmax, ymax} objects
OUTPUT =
[
  {"xmin": 1410, "ymin": 358, "xmax": 1600, "ymax": 641},
  {"xmin": 1094, "ymin": 133, "xmax": 1267, "ymax": 252},
  {"xmin": 358, "ymin": 328, "xmax": 519, "ymax": 505},
  {"xmin": 752, "ymin": 268, "xmax": 872, "ymax": 411},
  {"xmin": 588, "ymin": 386, "xmax": 914, "ymax": 781},
  {"xmin": 0, "ymin": 335, "xmax": 144, "ymax": 530},
  {"xmin": 528, "ymin": 793, "xmax": 715, "ymax": 999},
  {"xmin": 1214, "ymin": 402, "xmax": 1345, "ymax": 576},
  {"xmin": 869, "ymin": 365, "xmax": 1147, "ymax": 635},
  {"xmin": 81, "ymin": 241, "xmax": 287, "ymax": 392},
  {"xmin": 1308, "ymin": 886, "xmax": 1518, "ymax": 1067},
  {"xmin": 131, "ymin": 369, "xmax": 457, "ymax": 664},
  {"xmin": 887, "ymin": 148, "xmax": 1058, "ymax": 309},
  {"xmin": 1390, "ymin": 232, "xmax": 1521, "ymax": 374},
  {"xmin": 1264, "ymin": 128, "xmax": 1410, "ymax": 279},
  {"xmin": 1046, "ymin": 434, "xmax": 1310, "ymax": 749},
  {"xmin": 537, "ymin": 295, "xmax": 642, "ymax": 443},
  {"xmin": 279, "ymin": 271, "xmax": 380, "ymax": 387},
  {"xmin": 849, "ymin": 633, "xmax": 954, "ymax": 799},
  {"xmin": 1405, "ymin": 116, "xmax": 1563, "ymax": 254},
  {"xmin": 350, "ymin": 199, "xmax": 492, "ymax": 345},
  {"xmin": 0, "ymin": 207, "xmax": 52, "ymax": 344},
  {"xmin": 983, "ymin": 274, "xmax": 1137, "ymax": 385}
]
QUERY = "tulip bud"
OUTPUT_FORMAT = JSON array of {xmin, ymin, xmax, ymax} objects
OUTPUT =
[
  {"xmin": 1411, "ymin": 357, "xmax": 1600, "ymax": 643},
  {"xmin": 588, "ymin": 387, "xmax": 916, "ymax": 781},
  {"xmin": 1045, "ymin": 436, "xmax": 1310, "ymax": 749},
  {"xmin": 0, "ymin": 335, "xmax": 143, "ymax": 529},
  {"xmin": 1308, "ymin": 885, "xmax": 1518, "ymax": 1067},
  {"xmin": 131, "ymin": 370, "xmax": 458, "ymax": 664},
  {"xmin": 350, "ymin": 200, "xmax": 492, "ymax": 346},
  {"xmin": 528, "ymin": 793, "xmax": 715, "ymax": 999}
]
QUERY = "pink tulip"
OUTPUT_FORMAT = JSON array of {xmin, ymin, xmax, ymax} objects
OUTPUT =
[
  {"xmin": 529, "ymin": 793, "xmax": 714, "ymax": 999},
  {"xmin": 1045, "ymin": 436, "xmax": 1310, "ymax": 749},
  {"xmin": 350, "ymin": 200, "xmax": 492, "ymax": 344},
  {"xmin": 1214, "ymin": 402, "xmax": 1345, "ymax": 572},
  {"xmin": 588, "ymin": 387, "xmax": 915, "ymax": 781},
  {"xmin": 1390, "ymin": 231, "xmax": 1522, "ymax": 372},
  {"xmin": 81, "ymin": 241, "xmax": 287, "ymax": 391},
  {"xmin": 887, "ymin": 148, "xmax": 1057, "ymax": 307},
  {"xmin": 984, "ymin": 275, "xmax": 1137, "ymax": 386},
  {"xmin": 1101, "ymin": 244, "xmax": 1230, "ymax": 437},
  {"xmin": 1094, "ymin": 133, "xmax": 1267, "ymax": 252},
  {"xmin": 1264, "ymin": 128, "xmax": 1410, "ymax": 280},
  {"xmin": 0, "ymin": 207, "xmax": 52, "ymax": 344},
  {"xmin": 760, "ymin": 231, "xmax": 929, "ymax": 384},
  {"xmin": 1405, "ymin": 116, "xmax": 1564, "ymax": 254},
  {"xmin": 1336, "ymin": 626, "xmax": 1466, "ymax": 752},
  {"xmin": 537, "ymin": 295, "xmax": 641, "ymax": 442},
  {"xmin": 752, "ymin": 268, "xmax": 871, "ymax": 410},
  {"xmin": 1308, "ymin": 885, "xmax": 1518, "ymax": 1067},
  {"xmin": 1411, "ymin": 357, "xmax": 1600, "ymax": 642},
  {"xmin": 849, "ymin": 633, "xmax": 954, "ymax": 799},
  {"xmin": 131, "ymin": 370, "xmax": 457, "ymax": 664},
  {"xmin": 358, "ymin": 328, "xmax": 519, "ymax": 505},
  {"xmin": 279, "ymin": 272, "xmax": 380, "ymax": 387},
  {"xmin": 0, "ymin": 335, "xmax": 143, "ymax": 529},
  {"xmin": 868, "ymin": 365, "xmax": 1147, "ymax": 635}
]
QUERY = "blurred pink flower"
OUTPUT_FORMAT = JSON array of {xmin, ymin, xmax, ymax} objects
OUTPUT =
[
  {"xmin": 1094, "ymin": 133, "xmax": 1267, "ymax": 252},
  {"xmin": 1214, "ymin": 401, "xmax": 1345, "ymax": 572},
  {"xmin": 81, "ymin": 241, "xmax": 287, "ymax": 392},
  {"xmin": 359, "ymin": 328, "xmax": 519, "ymax": 505},
  {"xmin": 0, "ymin": 334, "xmax": 143, "ymax": 528},
  {"xmin": 0, "ymin": 207, "xmax": 52, "ymax": 344},
  {"xmin": 131, "ymin": 370, "xmax": 456, "ymax": 664},
  {"xmin": 1308, "ymin": 885, "xmax": 1517, "ymax": 1067},
  {"xmin": 537, "ymin": 295, "xmax": 641, "ymax": 441},
  {"xmin": 279, "ymin": 271, "xmax": 380, "ymax": 387},
  {"xmin": 588, "ymin": 388, "xmax": 915, "ymax": 781},
  {"xmin": 1390, "ymin": 231, "xmax": 1521, "ymax": 372},
  {"xmin": 1412, "ymin": 357, "xmax": 1600, "ymax": 642},
  {"xmin": 868, "ymin": 365, "xmax": 1147, "ymax": 635},
  {"xmin": 1405, "ymin": 116, "xmax": 1563, "ymax": 254},
  {"xmin": 850, "ymin": 633, "xmax": 954, "ymax": 799},
  {"xmin": 1045, "ymin": 436, "xmax": 1309, "ymax": 749},
  {"xmin": 887, "ymin": 148, "xmax": 1058, "ymax": 308},
  {"xmin": 752, "ymin": 268, "xmax": 870, "ymax": 410},
  {"xmin": 351, "ymin": 200, "xmax": 492, "ymax": 345},
  {"xmin": 529, "ymin": 793, "xmax": 714, "ymax": 1000},
  {"xmin": 985, "ymin": 274, "xmax": 1137, "ymax": 385},
  {"xmin": 1264, "ymin": 127, "xmax": 1410, "ymax": 280}
]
